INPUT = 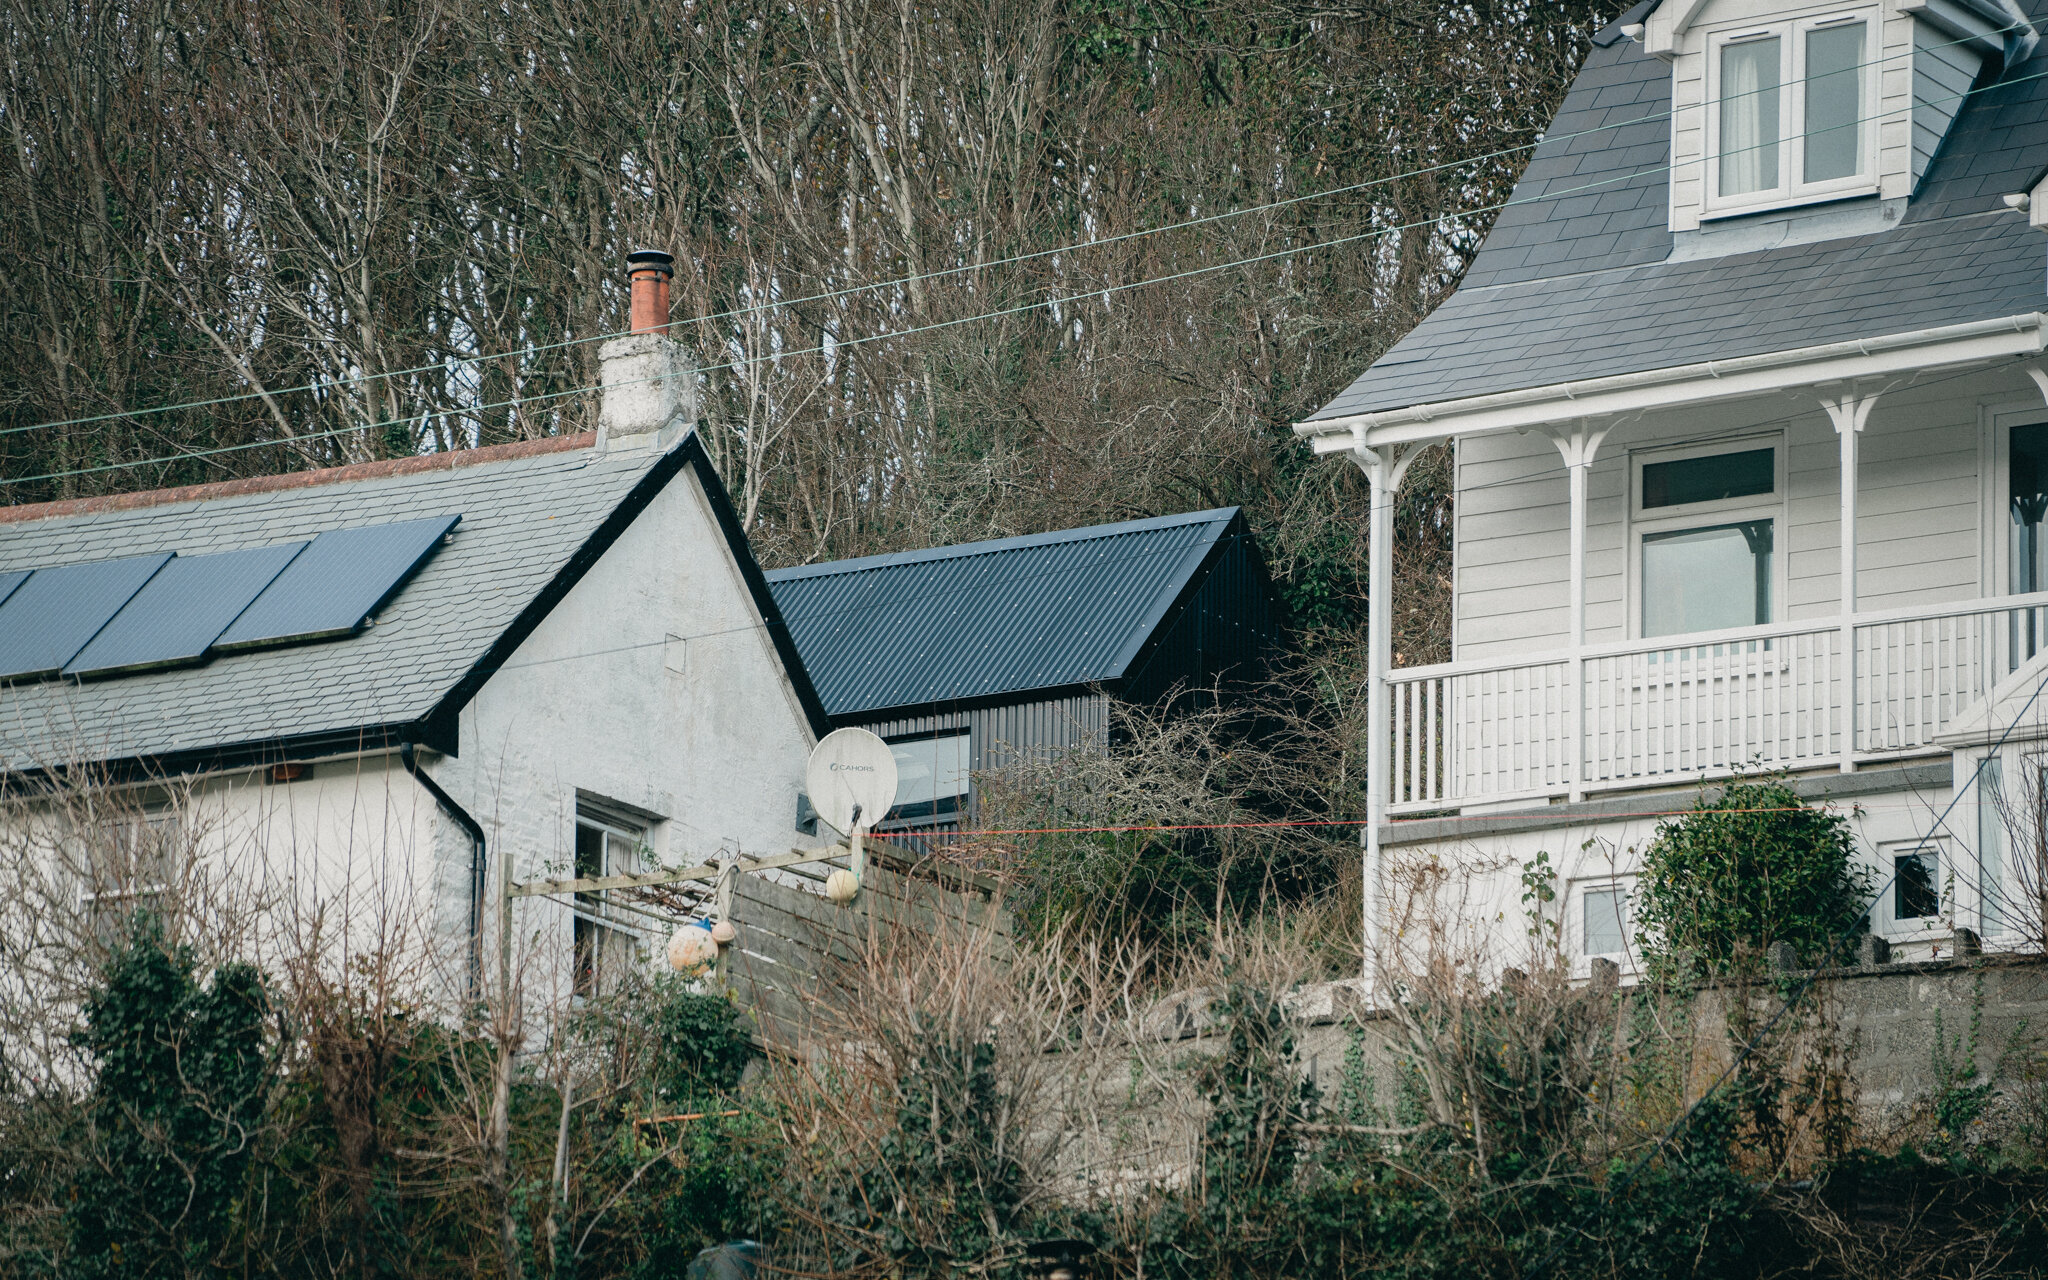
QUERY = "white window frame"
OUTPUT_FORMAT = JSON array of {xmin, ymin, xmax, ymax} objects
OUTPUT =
[
  {"xmin": 1874, "ymin": 835, "xmax": 1950, "ymax": 940},
  {"xmin": 1628, "ymin": 434, "xmax": 1789, "ymax": 642},
  {"xmin": 1570, "ymin": 876, "xmax": 1637, "ymax": 975},
  {"xmin": 572, "ymin": 799, "xmax": 655, "ymax": 997},
  {"xmin": 1702, "ymin": 8, "xmax": 1881, "ymax": 218},
  {"xmin": 81, "ymin": 807, "xmax": 181, "ymax": 931}
]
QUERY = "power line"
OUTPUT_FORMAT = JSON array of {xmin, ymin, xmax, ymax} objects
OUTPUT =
[
  {"xmin": 1518, "ymin": 662, "xmax": 2048, "ymax": 1280},
  {"xmin": 11, "ymin": 66, "xmax": 2038, "ymax": 494},
  {"xmin": 4, "ymin": 18, "xmax": 2021, "ymax": 442}
]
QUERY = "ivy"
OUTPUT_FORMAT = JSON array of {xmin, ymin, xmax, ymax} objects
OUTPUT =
[{"xmin": 63, "ymin": 913, "xmax": 270, "ymax": 1280}]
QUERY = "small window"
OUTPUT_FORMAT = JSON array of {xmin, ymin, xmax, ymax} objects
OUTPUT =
[
  {"xmin": 1642, "ymin": 521, "xmax": 1773, "ymax": 637},
  {"xmin": 887, "ymin": 732, "xmax": 970, "ymax": 822},
  {"xmin": 84, "ymin": 809, "xmax": 181, "ymax": 941},
  {"xmin": 1641, "ymin": 448, "xmax": 1774, "ymax": 509},
  {"xmin": 573, "ymin": 802, "xmax": 649, "ymax": 997},
  {"xmin": 1894, "ymin": 848, "xmax": 1940, "ymax": 922},
  {"xmin": 1708, "ymin": 12, "xmax": 1874, "ymax": 211},
  {"xmin": 1583, "ymin": 884, "xmax": 1631, "ymax": 958}
]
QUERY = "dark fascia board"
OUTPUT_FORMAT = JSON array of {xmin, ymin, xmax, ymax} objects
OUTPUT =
[
  {"xmin": 674, "ymin": 433, "xmax": 835, "ymax": 738},
  {"xmin": 418, "ymin": 428, "xmax": 833, "ymax": 743},
  {"xmin": 763, "ymin": 507, "xmax": 1245, "ymax": 584},
  {"xmin": 0, "ymin": 720, "xmax": 449, "ymax": 796},
  {"xmin": 834, "ymin": 682, "xmax": 1115, "ymax": 729}
]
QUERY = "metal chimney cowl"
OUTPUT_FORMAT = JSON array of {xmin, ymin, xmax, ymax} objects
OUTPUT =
[{"xmin": 599, "ymin": 248, "xmax": 695, "ymax": 451}]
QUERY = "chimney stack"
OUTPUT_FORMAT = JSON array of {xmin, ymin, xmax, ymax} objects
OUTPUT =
[
  {"xmin": 626, "ymin": 248, "xmax": 674, "ymax": 336},
  {"xmin": 599, "ymin": 248, "xmax": 694, "ymax": 450}
]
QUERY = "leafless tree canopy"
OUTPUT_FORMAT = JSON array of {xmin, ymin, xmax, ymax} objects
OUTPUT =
[{"xmin": 3, "ymin": 0, "xmax": 1594, "ymax": 652}]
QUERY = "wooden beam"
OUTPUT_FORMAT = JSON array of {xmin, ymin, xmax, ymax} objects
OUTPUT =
[{"xmin": 508, "ymin": 844, "xmax": 845, "ymax": 899}]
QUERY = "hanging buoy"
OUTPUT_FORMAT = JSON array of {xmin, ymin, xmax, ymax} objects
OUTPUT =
[
  {"xmin": 825, "ymin": 868, "xmax": 860, "ymax": 904},
  {"xmin": 710, "ymin": 919, "xmax": 737, "ymax": 946},
  {"xmin": 667, "ymin": 921, "xmax": 718, "ymax": 974}
]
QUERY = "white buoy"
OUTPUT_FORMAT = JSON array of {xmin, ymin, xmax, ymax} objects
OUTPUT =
[
  {"xmin": 710, "ymin": 919, "xmax": 737, "ymax": 946},
  {"xmin": 825, "ymin": 868, "xmax": 860, "ymax": 904},
  {"xmin": 667, "ymin": 922, "xmax": 719, "ymax": 973}
]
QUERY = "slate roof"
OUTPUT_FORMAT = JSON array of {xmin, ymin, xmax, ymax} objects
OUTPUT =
[
  {"xmin": 764, "ymin": 509, "xmax": 1247, "ymax": 720},
  {"xmin": 0, "ymin": 434, "xmax": 827, "ymax": 774},
  {"xmin": 1305, "ymin": 0, "xmax": 2048, "ymax": 423}
]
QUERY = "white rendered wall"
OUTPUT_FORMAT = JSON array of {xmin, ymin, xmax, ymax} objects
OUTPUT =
[{"xmin": 426, "ymin": 452, "xmax": 818, "ymax": 1010}]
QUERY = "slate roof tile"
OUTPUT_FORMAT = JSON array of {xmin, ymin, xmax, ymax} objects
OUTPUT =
[
  {"xmin": 1306, "ymin": 0, "xmax": 2048, "ymax": 422},
  {"xmin": 0, "ymin": 439, "xmax": 669, "ymax": 771}
]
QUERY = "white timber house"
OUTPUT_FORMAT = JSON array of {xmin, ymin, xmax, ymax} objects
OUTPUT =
[
  {"xmin": 1297, "ymin": 0, "xmax": 2048, "ymax": 975},
  {"xmin": 0, "ymin": 267, "xmax": 830, "ymax": 1008}
]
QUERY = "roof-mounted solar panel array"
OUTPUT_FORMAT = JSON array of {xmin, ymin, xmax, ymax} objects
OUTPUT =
[
  {"xmin": 0, "ymin": 514, "xmax": 460, "ymax": 684},
  {"xmin": 0, "ymin": 554, "xmax": 173, "ymax": 680},
  {"xmin": 65, "ymin": 542, "xmax": 307, "ymax": 677},
  {"xmin": 215, "ymin": 514, "xmax": 460, "ymax": 650}
]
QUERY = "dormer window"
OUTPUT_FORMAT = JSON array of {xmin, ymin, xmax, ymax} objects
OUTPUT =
[{"xmin": 1706, "ymin": 10, "xmax": 1878, "ymax": 213}]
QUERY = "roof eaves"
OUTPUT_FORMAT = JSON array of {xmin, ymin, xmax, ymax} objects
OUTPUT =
[
  {"xmin": 763, "ymin": 507, "xmax": 1241, "ymax": 583},
  {"xmin": 1295, "ymin": 311, "xmax": 2048, "ymax": 449}
]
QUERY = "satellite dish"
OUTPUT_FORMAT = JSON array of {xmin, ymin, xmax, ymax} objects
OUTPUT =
[{"xmin": 805, "ymin": 728, "xmax": 898, "ymax": 834}]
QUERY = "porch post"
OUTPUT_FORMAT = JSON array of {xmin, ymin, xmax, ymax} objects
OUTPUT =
[
  {"xmin": 1544, "ymin": 422, "xmax": 1611, "ymax": 803},
  {"xmin": 1352, "ymin": 436, "xmax": 1418, "ymax": 987},
  {"xmin": 1822, "ymin": 392, "xmax": 1879, "ymax": 772}
]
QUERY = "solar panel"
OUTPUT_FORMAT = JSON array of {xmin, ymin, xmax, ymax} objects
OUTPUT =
[
  {"xmin": 64, "ymin": 541, "xmax": 308, "ymax": 677},
  {"xmin": 214, "ymin": 514, "xmax": 460, "ymax": 650},
  {"xmin": 0, "ymin": 571, "xmax": 29, "ymax": 611},
  {"xmin": 0, "ymin": 553, "xmax": 174, "ymax": 680}
]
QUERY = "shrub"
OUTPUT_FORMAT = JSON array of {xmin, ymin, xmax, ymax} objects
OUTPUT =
[
  {"xmin": 1634, "ymin": 775, "xmax": 1872, "ymax": 974},
  {"xmin": 64, "ymin": 913, "xmax": 269, "ymax": 1280}
]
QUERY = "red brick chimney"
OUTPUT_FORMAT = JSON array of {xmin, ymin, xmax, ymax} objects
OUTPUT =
[{"xmin": 626, "ymin": 248, "xmax": 674, "ymax": 336}]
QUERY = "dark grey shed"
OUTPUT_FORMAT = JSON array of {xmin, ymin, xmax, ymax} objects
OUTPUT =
[{"xmin": 764, "ymin": 508, "xmax": 1283, "ymax": 833}]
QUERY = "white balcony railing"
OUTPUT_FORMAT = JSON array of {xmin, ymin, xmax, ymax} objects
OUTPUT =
[{"xmin": 1386, "ymin": 591, "xmax": 2048, "ymax": 814}]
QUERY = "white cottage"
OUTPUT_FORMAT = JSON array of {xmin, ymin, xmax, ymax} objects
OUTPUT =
[
  {"xmin": 1296, "ymin": 0, "xmax": 2048, "ymax": 974},
  {"xmin": 0, "ymin": 260, "xmax": 829, "ymax": 1004}
]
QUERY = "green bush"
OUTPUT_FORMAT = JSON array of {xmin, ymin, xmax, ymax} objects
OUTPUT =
[
  {"xmin": 64, "ymin": 913, "xmax": 270, "ymax": 1280},
  {"xmin": 1634, "ymin": 775, "xmax": 1873, "ymax": 974}
]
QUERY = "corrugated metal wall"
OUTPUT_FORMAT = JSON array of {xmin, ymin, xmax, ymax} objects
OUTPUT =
[
  {"xmin": 859, "ymin": 692, "xmax": 1109, "ymax": 836},
  {"xmin": 1122, "ymin": 524, "xmax": 1283, "ymax": 703}
]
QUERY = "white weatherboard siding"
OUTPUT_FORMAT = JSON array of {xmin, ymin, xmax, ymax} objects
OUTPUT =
[
  {"xmin": 1454, "ymin": 377, "xmax": 1992, "ymax": 663},
  {"xmin": 433, "ymin": 459, "xmax": 816, "ymax": 1007},
  {"xmin": 1381, "ymin": 770, "xmax": 1958, "ymax": 979}
]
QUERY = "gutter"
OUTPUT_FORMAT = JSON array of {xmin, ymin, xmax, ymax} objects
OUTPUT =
[
  {"xmin": 398, "ymin": 743, "xmax": 486, "ymax": 1000},
  {"xmin": 1294, "ymin": 313, "xmax": 2048, "ymax": 451}
]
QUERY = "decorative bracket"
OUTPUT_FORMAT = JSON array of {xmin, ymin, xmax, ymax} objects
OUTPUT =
[
  {"xmin": 2023, "ymin": 360, "xmax": 2048, "ymax": 408},
  {"xmin": 1819, "ymin": 389, "xmax": 1882, "ymax": 434},
  {"xmin": 1347, "ymin": 431, "xmax": 1424, "ymax": 493},
  {"xmin": 1540, "ymin": 418, "xmax": 1613, "ymax": 470}
]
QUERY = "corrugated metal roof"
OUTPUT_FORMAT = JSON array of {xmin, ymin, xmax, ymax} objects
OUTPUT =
[{"xmin": 765, "ymin": 509, "xmax": 1241, "ymax": 718}]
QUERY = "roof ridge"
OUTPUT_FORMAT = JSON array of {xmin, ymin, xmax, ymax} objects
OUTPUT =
[
  {"xmin": 764, "ymin": 507, "xmax": 1240, "ymax": 581},
  {"xmin": 0, "ymin": 433, "xmax": 597, "ymax": 526}
]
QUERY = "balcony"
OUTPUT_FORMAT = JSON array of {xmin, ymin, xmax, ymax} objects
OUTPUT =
[{"xmin": 1383, "ymin": 590, "xmax": 2048, "ymax": 814}]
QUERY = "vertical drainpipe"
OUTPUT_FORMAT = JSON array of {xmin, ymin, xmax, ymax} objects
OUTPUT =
[{"xmin": 400, "ymin": 742, "xmax": 487, "ymax": 1000}]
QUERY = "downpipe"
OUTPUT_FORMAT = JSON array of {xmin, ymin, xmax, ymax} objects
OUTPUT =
[{"xmin": 399, "ymin": 742, "xmax": 487, "ymax": 1000}]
